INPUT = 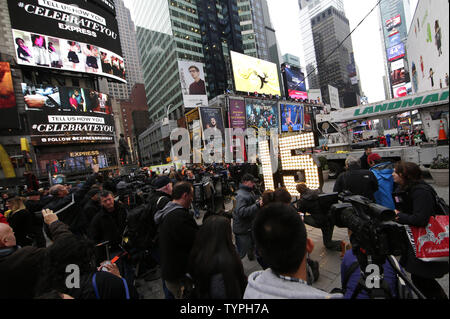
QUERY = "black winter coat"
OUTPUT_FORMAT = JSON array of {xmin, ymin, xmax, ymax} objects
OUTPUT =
[
  {"xmin": 333, "ymin": 167, "xmax": 378, "ymax": 200},
  {"xmin": 83, "ymin": 199, "xmax": 101, "ymax": 225},
  {"xmin": 0, "ymin": 221, "xmax": 71, "ymax": 299},
  {"xmin": 296, "ymin": 189, "xmax": 329, "ymax": 227},
  {"xmin": 159, "ymin": 206, "xmax": 198, "ymax": 282},
  {"xmin": 44, "ymin": 173, "xmax": 98, "ymax": 235},
  {"xmin": 395, "ymin": 181, "xmax": 449, "ymax": 278},
  {"xmin": 6, "ymin": 209, "xmax": 35, "ymax": 247}
]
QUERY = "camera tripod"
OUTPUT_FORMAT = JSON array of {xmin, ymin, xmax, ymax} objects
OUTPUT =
[{"xmin": 350, "ymin": 253, "xmax": 426, "ymax": 299}]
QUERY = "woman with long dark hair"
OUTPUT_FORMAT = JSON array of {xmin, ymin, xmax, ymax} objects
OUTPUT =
[
  {"xmin": 393, "ymin": 161, "xmax": 448, "ymax": 299},
  {"xmin": 188, "ymin": 215, "xmax": 247, "ymax": 299}
]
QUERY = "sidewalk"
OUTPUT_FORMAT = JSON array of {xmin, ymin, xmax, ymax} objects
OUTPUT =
[{"xmin": 136, "ymin": 179, "xmax": 449, "ymax": 299}]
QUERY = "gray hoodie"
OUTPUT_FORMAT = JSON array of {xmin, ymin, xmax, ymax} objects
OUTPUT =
[
  {"xmin": 244, "ymin": 269, "xmax": 343, "ymax": 299},
  {"xmin": 154, "ymin": 201, "xmax": 184, "ymax": 225}
]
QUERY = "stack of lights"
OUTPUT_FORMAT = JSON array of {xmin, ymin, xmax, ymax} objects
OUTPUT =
[{"xmin": 259, "ymin": 139, "xmax": 275, "ymax": 191}]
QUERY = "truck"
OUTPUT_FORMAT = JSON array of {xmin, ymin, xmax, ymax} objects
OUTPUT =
[{"xmin": 314, "ymin": 88, "xmax": 449, "ymax": 179}]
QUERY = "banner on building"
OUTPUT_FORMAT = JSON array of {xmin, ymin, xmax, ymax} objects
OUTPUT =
[
  {"xmin": 228, "ymin": 98, "xmax": 246, "ymax": 129},
  {"xmin": 178, "ymin": 60, "xmax": 208, "ymax": 109},
  {"xmin": 0, "ymin": 62, "xmax": 20, "ymax": 129}
]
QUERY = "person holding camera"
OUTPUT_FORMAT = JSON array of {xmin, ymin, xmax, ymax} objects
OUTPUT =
[
  {"xmin": 392, "ymin": 161, "xmax": 448, "ymax": 299},
  {"xmin": 233, "ymin": 173, "xmax": 261, "ymax": 261}
]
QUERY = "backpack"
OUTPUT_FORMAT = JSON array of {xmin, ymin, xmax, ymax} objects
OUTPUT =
[
  {"xmin": 414, "ymin": 184, "xmax": 449, "ymax": 216},
  {"xmin": 122, "ymin": 196, "xmax": 166, "ymax": 253}
]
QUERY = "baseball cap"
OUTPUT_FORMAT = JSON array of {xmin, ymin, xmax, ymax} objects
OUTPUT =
[
  {"xmin": 367, "ymin": 153, "xmax": 382, "ymax": 164},
  {"xmin": 153, "ymin": 176, "xmax": 175, "ymax": 189}
]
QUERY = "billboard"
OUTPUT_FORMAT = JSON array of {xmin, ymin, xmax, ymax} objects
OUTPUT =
[
  {"xmin": 387, "ymin": 43, "xmax": 405, "ymax": 61},
  {"xmin": 230, "ymin": 51, "xmax": 281, "ymax": 96},
  {"xmin": 199, "ymin": 107, "xmax": 225, "ymax": 145},
  {"xmin": 8, "ymin": 0, "xmax": 125, "ymax": 82},
  {"xmin": 27, "ymin": 110, "xmax": 115, "ymax": 146},
  {"xmin": 0, "ymin": 62, "xmax": 20, "ymax": 129},
  {"xmin": 280, "ymin": 104, "xmax": 304, "ymax": 132},
  {"xmin": 390, "ymin": 59, "xmax": 407, "ymax": 86},
  {"xmin": 245, "ymin": 99, "xmax": 279, "ymax": 132},
  {"xmin": 228, "ymin": 98, "xmax": 246, "ymax": 129},
  {"xmin": 388, "ymin": 33, "xmax": 402, "ymax": 47},
  {"xmin": 407, "ymin": 0, "xmax": 449, "ymax": 93},
  {"xmin": 386, "ymin": 15, "xmax": 402, "ymax": 30},
  {"xmin": 392, "ymin": 82, "xmax": 412, "ymax": 98},
  {"xmin": 283, "ymin": 64, "xmax": 308, "ymax": 100},
  {"xmin": 328, "ymin": 85, "xmax": 340, "ymax": 110},
  {"xmin": 178, "ymin": 61, "xmax": 208, "ymax": 109},
  {"xmin": 307, "ymin": 89, "xmax": 322, "ymax": 103}
]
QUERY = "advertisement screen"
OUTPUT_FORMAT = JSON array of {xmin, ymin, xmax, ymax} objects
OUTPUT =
[
  {"xmin": 8, "ymin": 0, "xmax": 125, "ymax": 82},
  {"xmin": 246, "ymin": 99, "xmax": 279, "ymax": 132},
  {"xmin": 231, "ymin": 51, "xmax": 281, "ymax": 96},
  {"xmin": 393, "ymin": 82, "xmax": 412, "ymax": 98},
  {"xmin": 387, "ymin": 43, "xmax": 405, "ymax": 61},
  {"xmin": 390, "ymin": 59, "xmax": 406, "ymax": 86},
  {"xmin": 178, "ymin": 61, "xmax": 208, "ymax": 109},
  {"xmin": 0, "ymin": 62, "xmax": 20, "ymax": 129},
  {"xmin": 199, "ymin": 107, "xmax": 225, "ymax": 142},
  {"xmin": 386, "ymin": 14, "xmax": 402, "ymax": 30},
  {"xmin": 228, "ymin": 98, "xmax": 246, "ymax": 129},
  {"xmin": 280, "ymin": 104, "xmax": 304, "ymax": 132},
  {"xmin": 388, "ymin": 33, "xmax": 401, "ymax": 47},
  {"xmin": 283, "ymin": 65, "xmax": 307, "ymax": 100}
]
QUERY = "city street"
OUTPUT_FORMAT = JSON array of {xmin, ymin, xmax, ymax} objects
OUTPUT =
[{"xmin": 136, "ymin": 178, "xmax": 449, "ymax": 299}]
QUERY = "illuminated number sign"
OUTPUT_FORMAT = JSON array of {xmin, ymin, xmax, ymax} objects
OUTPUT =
[{"xmin": 260, "ymin": 132, "xmax": 320, "ymax": 196}]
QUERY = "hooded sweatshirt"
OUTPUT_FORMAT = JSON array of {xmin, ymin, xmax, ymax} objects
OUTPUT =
[
  {"xmin": 370, "ymin": 162, "xmax": 395, "ymax": 209},
  {"xmin": 244, "ymin": 269, "xmax": 343, "ymax": 299},
  {"xmin": 154, "ymin": 201, "xmax": 185, "ymax": 225}
]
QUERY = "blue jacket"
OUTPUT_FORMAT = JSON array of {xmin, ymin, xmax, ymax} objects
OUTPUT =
[{"xmin": 370, "ymin": 162, "xmax": 395, "ymax": 209}]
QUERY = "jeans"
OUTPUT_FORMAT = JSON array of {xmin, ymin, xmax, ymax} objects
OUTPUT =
[{"xmin": 234, "ymin": 232, "xmax": 255, "ymax": 259}]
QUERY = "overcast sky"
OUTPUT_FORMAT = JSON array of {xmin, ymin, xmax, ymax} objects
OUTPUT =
[{"xmin": 267, "ymin": 0, "xmax": 418, "ymax": 104}]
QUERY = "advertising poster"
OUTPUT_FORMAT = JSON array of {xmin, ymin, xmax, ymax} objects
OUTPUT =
[
  {"xmin": 0, "ymin": 62, "xmax": 20, "ymax": 129},
  {"xmin": 178, "ymin": 60, "xmax": 208, "ymax": 109},
  {"xmin": 245, "ymin": 99, "xmax": 279, "ymax": 132},
  {"xmin": 228, "ymin": 98, "xmax": 246, "ymax": 129},
  {"xmin": 307, "ymin": 89, "xmax": 322, "ymax": 103},
  {"xmin": 388, "ymin": 33, "xmax": 401, "ymax": 47},
  {"xmin": 407, "ymin": 0, "xmax": 449, "ymax": 93},
  {"xmin": 283, "ymin": 65, "xmax": 308, "ymax": 100},
  {"xmin": 230, "ymin": 51, "xmax": 281, "ymax": 96},
  {"xmin": 8, "ymin": 0, "xmax": 126, "ymax": 82},
  {"xmin": 390, "ymin": 59, "xmax": 407, "ymax": 86},
  {"xmin": 386, "ymin": 14, "xmax": 402, "ymax": 30},
  {"xmin": 199, "ymin": 107, "xmax": 225, "ymax": 140},
  {"xmin": 328, "ymin": 85, "xmax": 341, "ymax": 110},
  {"xmin": 387, "ymin": 42, "xmax": 406, "ymax": 61},
  {"xmin": 280, "ymin": 104, "xmax": 304, "ymax": 132},
  {"xmin": 393, "ymin": 82, "xmax": 412, "ymax": 98}
]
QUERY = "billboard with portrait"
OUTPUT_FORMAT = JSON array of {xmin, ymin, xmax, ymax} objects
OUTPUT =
[
  {"xmin": 390, "ymin": 59, "xmax": 407, "ymax": 86},
  {"xmin": 280, "ymin": 104, "xmax": 304, "ymax": 132},
  {"xmin": 230, "ymin": 51, "xmax": 281, "ymax": 96},
  {"xmin": 199, "ymin": 107, "xmax": 225, "ymax": 140},
  {"xmin": 0, "ymin": 62, "xmax": 20, "ymax": 129},
  {"xmin": 8, "ymin": 0, "xmax": 125, "ymax": 82},
  {"xmin": 283, "ymin": 64, "xmax": 307, "ymax": 100},
  {"xmin": 245, "ymin": 99, "xmax": 279, "ymax": 132},
  {"xmin": 178, "ymin": 60, "xmax": 208, "ymax": 109}
]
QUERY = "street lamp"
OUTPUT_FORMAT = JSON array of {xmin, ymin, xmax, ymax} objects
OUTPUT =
[{"xmin": 163, "ymin": 103, "xmax": 173, "ymax": 126}]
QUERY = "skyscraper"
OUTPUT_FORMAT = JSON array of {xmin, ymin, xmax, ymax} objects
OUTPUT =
[
  {"xmin": 298, "ymin": 0, "xmax": 345, "ymax": 91},
  {"xmin": 129, "ymin": 0, "xmax": 243, "ymax": 122},
  {"xmin": 379, "ymin": 0, "xmax": 412, "ymax": 99},
  {"xmin": 108, "ymin": 0, "xmax": 144, "ymax": 100},
  {"xmin": 310, "ymin": 5, "xmax": 360, "ymax": 107}
]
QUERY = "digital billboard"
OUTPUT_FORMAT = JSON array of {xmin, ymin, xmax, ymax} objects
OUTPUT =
[
  {"xmin": 390, "ymin": 59, "xmax": 407, "ymax": 86},
  {"xmin": 199, "ymin": 107, "xmax": 225, "ymax": 141},
  {"xmin": 387, "ymin": 43, "xmax": 405, "ymax": 61},
  {"xmin": 282, "ymin": 64, "xmax": 308, "ymax": 100},
  {"xmin": 178, "ymin": 60, "xmax": 208, "ymax": 109},
  {"xmin": 0, "ymin": 62, "xmax": 20, "ymax": 129},
  {"xmin": 245, "ymin": 99, "xmax": 279, "ymax": 132},
  {"xmin": 280, "ymin": 104, "xmax": 304, "ymax": 132},
  {"xmin": 386, "ymin": 14, "xmax": 402, "ymax": 30},
  {"xmin": 388, "ymin": 33, "xmax": 401, "ymax": 47},
  {"xmin": 8, "ymin": 0, "xmax": 126, "ymax": 83},
  {"xmin": 230, "ymin": 51, "xmax": 281, "ymax": 96},
  {"xmin": 22, "ymin": 83, "xmax": 115, "ymax": 145},
  {"xmin": 393, "ymin": 82, "xmax": 412, "ymax": 98}
]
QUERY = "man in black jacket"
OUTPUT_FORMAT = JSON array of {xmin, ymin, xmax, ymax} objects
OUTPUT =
[
  {"xmin": 359, "ymin": 147, "xmax": 372, "ymax": 170},
  {"xmin": 0, "ymin": 209, "xmax": 71, "ymax": 298},
  {"xmin": 333, "ymin": 156, "xmax": 378, "ymax": 201},
  {"xmin": 296, "ymin": 183, "xmax": 344, "ymax": 252},
  {"xmin": 156, "ymin": 182, "xmax": 198, "ymax": 299},
  {"xmin": 82, "ymin": 188, "xmax": 101, "ymax": 225},
  {"xmin": 233, "ymin": 173, "xmax": 262, "ymax": 260},
  {"xmin": 44, "ymin": 164, "xmax": 100, "ymax": 236}
]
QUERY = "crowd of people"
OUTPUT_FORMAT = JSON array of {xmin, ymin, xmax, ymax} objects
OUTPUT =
[{"xmin": 0, "ymin": 155, "xmax": 448, "ymax": 299}]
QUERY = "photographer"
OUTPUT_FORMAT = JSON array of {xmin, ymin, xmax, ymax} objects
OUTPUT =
[
  {"xmin": 392, "ymin": 161, "xmax": 448, "ymax": 299},
  {"xmin": 296, "ymin": 183, "xmax": 345, "ymax": 254},
  {"xmin": 233, "ymin": 173, "xmax": 261, "ymax": 260}
]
